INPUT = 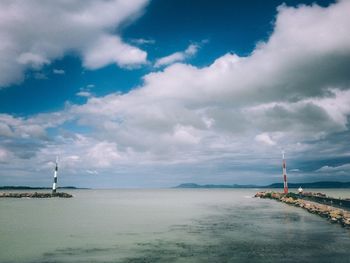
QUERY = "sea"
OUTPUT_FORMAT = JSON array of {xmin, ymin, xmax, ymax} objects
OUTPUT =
[{"xmin": 1, "ymin": 189, "xmax": 350, "ymax": 263}]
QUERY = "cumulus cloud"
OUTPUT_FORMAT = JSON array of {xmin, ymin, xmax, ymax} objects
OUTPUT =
[
  {"xmin": 83, "ymin": 35, "xmax": 147, "ymax": 69},
  {"xmin": 1, "ymin": 1, "xmax": 350, "ymax": 186},
  {"xmin": 154, "ymin": 44, "xmax": 199, "ymax": 68},
  {"xmin": 0, "ymin": 0, "xmax": 149, "ymax": 87},
  {"xmin": 0, "ymin": 112, "xmax": 71, "ymax": 142},
  {"xmin": 69, "ymin": 0, "xmax": 350, "ymax": 164}
]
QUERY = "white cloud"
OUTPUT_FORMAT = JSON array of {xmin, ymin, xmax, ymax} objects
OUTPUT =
[
  {"xmin": 76, "ymin": 91, "xmax": 92, "ymax": 98},
  {"xmin": 0, "ymin": 122, "xmax": 13, "ymax": 137},
  {"xmin": 53, "ymin": 69, "xmax": 65, "ymax": 75},
  {"xmin": 172, "ymin": 125, "xmax": 201, "ymax": 145},
  {"xmin": 154, "ymin": 44, "xmax": 199, "ymax": 68},
  {"xmin": 0, "ymin": 0, "xmax": 149, "ymax": 87},
  {"xmin": 86, "ymin": 141, "xmax": 121, "ymax": 167},
  {"xmin": 316, "ymin": 164, "xmax": 350, "ymax": 173},
  {"xmin": 0, "ymin": 112, "xmax": 71, "ymax": 141},
  {"xmin": 86, "ymin": 169, "xmax": 98, "ymax": 175},
  {"xmin": 255, "ymin": 133, "xmax": 276, "ymax": 146},
  {"xmin": 0, "ymin": 147, "xmax": 11, "ymax": 162},
  {"xmin": 131, "ymin": 38, "xmax": 156, "ymax": 45},
  {"xmin": 83, "ymin": 34, "xmax": 147, "ymax": 69},
  {"xmin": 17, "ymin": 53, "xmax": 50, "ymax": 68}
]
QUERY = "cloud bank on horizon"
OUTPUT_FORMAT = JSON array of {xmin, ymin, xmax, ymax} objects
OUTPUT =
[{"xmin": 0, "ymin": 0, "xmax": 350, "ymax": 187}]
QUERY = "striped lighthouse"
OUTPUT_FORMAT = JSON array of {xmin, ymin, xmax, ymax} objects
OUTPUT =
[
  {"xmin": 282, "ymin": 151, "xmax": 288, "ymax": 194},
  {"xmin": 52, "ymin": 156, "xmax": 58, "ymax": 194}
]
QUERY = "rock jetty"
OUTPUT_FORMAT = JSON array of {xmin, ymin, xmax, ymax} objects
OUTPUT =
[
  {"xmin": 0, "ymin": 192, "xmax": 73, "ymax": 198},
  {"xmin": 255, "ymin": 191, "xmax": 350, "ymax": 228}
]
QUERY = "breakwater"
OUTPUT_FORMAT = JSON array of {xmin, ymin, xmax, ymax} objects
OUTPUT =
[
  {"xmin": 255, "ymin": 191, "xmax": 350, "ymax": 228},
  {"xmin": 301, "ymin": 192, "xmax": 350, "ymax": 209},
  {"xmin": 0, "ymin": 192, "xmax": 73, "ymax": 198}
]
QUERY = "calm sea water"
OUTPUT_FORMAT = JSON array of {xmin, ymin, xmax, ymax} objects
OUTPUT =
[{"xmin": 1, "ymin": 189, "xmax": 350, "ymax": 263}]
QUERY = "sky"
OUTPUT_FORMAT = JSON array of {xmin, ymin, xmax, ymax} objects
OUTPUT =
[{"xmin": 0, "ymin": 0, "xmax": 350, "ymax": 188}]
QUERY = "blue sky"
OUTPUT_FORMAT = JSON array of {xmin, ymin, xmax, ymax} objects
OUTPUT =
[{"xmin": 1, "ymin": 0, "xmax": 350, "ymax": 188}]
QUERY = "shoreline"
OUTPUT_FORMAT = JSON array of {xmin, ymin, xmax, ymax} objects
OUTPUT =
[{"xmin": 255, "ymin": 191, "xmax": 350, "ymax": 228}]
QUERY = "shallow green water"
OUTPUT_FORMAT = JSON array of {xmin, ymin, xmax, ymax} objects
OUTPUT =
[{"xmin": 1, "ymin": 189, "xmax": 350, "ymax": 263}]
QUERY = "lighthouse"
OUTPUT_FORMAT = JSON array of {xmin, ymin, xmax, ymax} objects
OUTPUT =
[
  {"xmin": 52, "ymin": 156, "xmax": 58, "ymax": 195},
  {"xmin": 282, "ymin": 151, "xmax": 288, "ymax": 194}
]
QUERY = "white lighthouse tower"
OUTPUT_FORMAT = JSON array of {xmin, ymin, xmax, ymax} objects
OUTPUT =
[{"xmin": 52, "ymin": 156, "xmax": 58, "ymax": 195}]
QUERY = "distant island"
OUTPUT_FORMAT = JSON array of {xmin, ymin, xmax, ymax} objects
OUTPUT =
[{"xmin": 175, "ymin": 181, "xmax": 350, "ymax": 189}]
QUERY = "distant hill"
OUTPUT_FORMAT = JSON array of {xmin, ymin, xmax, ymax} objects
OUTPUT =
[
  {"xmin": 175, "ymin": 181, "xmax": 350, "ymax": 189},
  {"xmin": 175, "ymin": 183, "xmax": 259, "ymax": 189}
]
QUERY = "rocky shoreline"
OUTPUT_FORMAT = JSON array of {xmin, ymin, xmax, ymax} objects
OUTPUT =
[
  {"xmin": 255, "ymin": 191, "xmax": 350, "ymax": 228},
  {"xmin": 0, "ymin": 192, "xmax": 73, "ymax": 198}
]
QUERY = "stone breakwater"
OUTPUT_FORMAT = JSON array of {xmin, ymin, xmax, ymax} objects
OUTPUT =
[
  {"xmin": 255, "ymin": 191, "xmax": 350, "ymax": 228},
  {"xmin": 0, "ymin": 192, "xmax": 73, "ymax": 198}
]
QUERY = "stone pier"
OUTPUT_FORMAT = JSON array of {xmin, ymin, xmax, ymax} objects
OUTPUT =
[{"xmin": 255, "ymin": 191, "xmax": 350, "ymax": 228}]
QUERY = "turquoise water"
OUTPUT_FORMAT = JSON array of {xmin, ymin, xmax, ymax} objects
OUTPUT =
[{"xmin": 1, "ymin": 189, "xmax": 350, "ymax": 263}]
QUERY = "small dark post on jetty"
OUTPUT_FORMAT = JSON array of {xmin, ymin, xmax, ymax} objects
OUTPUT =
[{"xmin": 52, "ymin": 156, "xmax": 58, "ymax": 195}]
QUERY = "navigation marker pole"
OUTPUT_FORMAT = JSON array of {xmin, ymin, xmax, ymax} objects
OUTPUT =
[
  {"xmin": 282, "ymin": 151, "xmax": 288, "ymax": 194},
  {"xmin": 52, "ymin": 156, "xmax": 58, "ymax": 195}
]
